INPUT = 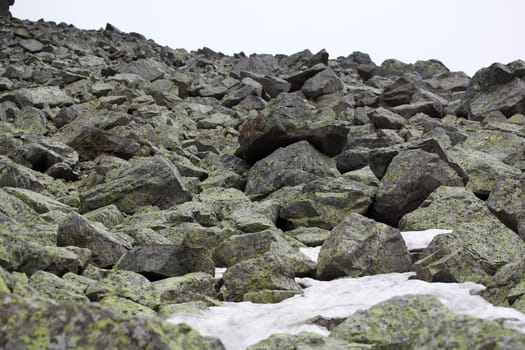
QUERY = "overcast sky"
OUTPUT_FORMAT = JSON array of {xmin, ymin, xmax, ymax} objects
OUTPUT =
[{"xmin": 11, "ymin": 0, "xmax": 524, "ymax": 76}]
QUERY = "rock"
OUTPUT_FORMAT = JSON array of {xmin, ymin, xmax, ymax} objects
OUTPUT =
[
  {"xmin": 83, "ymin": 204, "xmax": 125, "ymax": 228},
  {"xmin": 3, "ymin": 187, "xmax": 73, "ymax": 218},
  {"xmin": 380, "ymin": 76, "xmax": 416, "ymax": 106},
  {"xmin": 487, "ymin": 173, "xmax": 524, "ymax": 233},
  {"xmin": 331, "ymin": 295, "xmax": 451, "ymax": 348},
  {"xmin": 80, "ymin": 156, "xmax": 191, "ymax": 214},
  {"xmin": 0, "ymin": 0, "xmax": 14, "ymax": 17},
  {"xmin": 84, "ymin": 269, "xmax": 153, "ymax": 305},
  {"xmin": 213, "ymin": 230, "xmax": 315, "ymax": 277},
  {"xmin": 399, "ymin": 186, "xmax": 525, "ymax": 282},
  {"xmin": 114, "ymin": 244, "xmax": 214, "ymax": 279},
  {"xmin": 0, "ymin": 293, "xmax": 220, "ymax": 350},
  {"xmin": 222, "ymin": 78, "xmax": 262, "ymax": 108},
  {"xmin": 448, "ymin": 147, "xmax": 521, "ymax": 198},
  {"xmin": 245, "ymin": 140, "xmax": 340, "ymax": 199},
  {"xmin": 368, "ymin": 107, "xmax": 407, "ymax": 129},
  {"xmin": 248, "ymin": 331, "xmax": 370, "ymax": 350},
  {"xmin": 316, "ymin": 213, "xmax": 412, "ymax": 280},
  {"xmin": 285, "ymin": 63, "xmax": 327, "ymax": 91},
  {"xmin": 302, "ymin": 69, "xmax": 343, "ymax": 99},
  {"xmin": 285, "ymin": 226, "xmax": 331, "ymax": 246},
  {"xmin": 98, "ymin": 295, "xmax": 157, "ymax": 318},
  {"xmin": 483, "ymin": 259, "xmax": 525, "ymax": 312},
  {"xmin": 57, "ymin": 212, "xmax": 133, "ymax": 268},
  {"xmin": 460, "ymin": 129, "xmax": 525, "ymax": 168},
  {"xmin": 151, "ymin": 272, "xmax": 217, "ymax": 305},
  {"xmin": 68, "ymin": 126, "xmax": 140, "ymax": 161},
  {"xmin": 13, "ymin": 86, "xmax": 74, "ymax": 108},
  {"xmin": 29, "ymin": 270, "xmax": 88, "ymax": 303},
  {"xmin": 105, "ymin": 58, "xmax": 166, "ymax": 82},
  {"xmin": 241, "ymin": 72, "xmax": 291, "ymax": 98},
  {"xmin": 460, "ymin": 61, "xmax": 525, "ymax": 119},
  {"xmin": 370, "ymin": 149, "xmax": 464, "ymax": 226},
  {"xmin": 18, "ymin": 39, "xmax": 45, "ymax": 53},
  {"xmin": 220, "ymin": 252, "xmax": 302, "ymax": 302},
  {"xmin": 237, "ymin": 93, "xmax": 349, "ymax": 163},
  {"xmin": 274, "ymin": 175, "xmax": 376, "ymax": 230}
]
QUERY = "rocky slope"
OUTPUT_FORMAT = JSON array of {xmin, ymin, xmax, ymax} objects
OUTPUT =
[{"xmin": 0, "ymin": 10, "xmax": 525, "ymax": 350}]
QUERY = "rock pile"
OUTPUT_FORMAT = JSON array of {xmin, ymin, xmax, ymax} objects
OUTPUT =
[{"xmin": 0, "ymin": 13, "xmax": 524, "ymax": 349}]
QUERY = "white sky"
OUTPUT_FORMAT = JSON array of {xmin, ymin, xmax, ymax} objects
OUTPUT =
[{"xmin": 11, "ymin": 0, "xmax": 525, "ymax": 76}]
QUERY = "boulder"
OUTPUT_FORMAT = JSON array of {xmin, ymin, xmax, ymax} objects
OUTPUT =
[
  {"xmin": 114, "ymin": 244, "xmax": 215, "ymax": 279},
  {"xmin": 13, "ymin": 86, "xmax": 73, "ymax": 109},
  {"xmin": 0, "ymin": 293, "xmax": 219, "ymax": 350},
  {"xmin": 57, "ymin": 212, "xmax": 133, "ymax": 268},
  {"xmin": 80, "ymin": 156, "xmax": 191, "ymax": 214},
  {"xmin": 29, "ymin": 270, "xmax": 88, "ymax": 303},
  {"xmin": 274, "ymin": 175, "xmax": 376, "ymax": 230},
  {"xmin": 68, "ymin": 126, "xmax": 140, "ymax": 161},
  {"xmin": 316, "ymin": 213, "xmax": 412, "ymax": 280},
  {"xmin": 399, "ymin": 186, "xmax": 525, "ymax": 282},
  {"xmin": 368, "ymin": 107, "xmax": 407, "ymax": 129},
  {"xmin": 104, "ymin": 59, "xmax": 166, "ymax": 82},
  {"xmin": 371, "ymin": 149, "xmax": 464, "ymax": 226},
  {"xmin": 302, "ymin": 69, "xmax": 343, "ymax": 99},
  {"xmin": 460, "ymin": 129, "xmax": 525, "ymax": 168},
  {"xmin": 448, "ymin": 147, "xmax": 521, "ymax": 198},
  {"xmin": 487, "ymin": 173, "xmax": 524, "ymax": 233},
  {"xmin": 237, "ymin": 93, "xmax": 349, "ymax": 163},
  {"xmin": 0, "ymin": 0, "xmax": 14, "ymax": 17},
  {"xmin": 483, "ymin": 259, "xmax": 525, "ymax": 312},
  {"xmin": 220, "ymin": 252, "xmax": 302, "ymax": 302},
  {"xmin": 151, "ymin": 272, "xmax": 217, "ymax": 305},
  {"xmin": 213, "ymin": 230, "xmax": 315, "ymax": 277},
  {"xmin": 245, "ymin": 140, "xmax": 340, "ymax": 199},
  {"xmin": 248, "ymin": 332, "xmax": 369, "ymax": 350}
]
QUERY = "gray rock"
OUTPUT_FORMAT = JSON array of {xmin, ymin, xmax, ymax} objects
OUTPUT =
[
  {"xmin": 13, "ymin": 86, "xmax": 74, "ymax": 108},
  {"xmin": 104, "ymin": 58, "xmax": 166, "ymax": 82},
  {"xmin": 371, "ymin": 149, "xmax": 464, "ymax": 226},
  {"xmin": 302, "ymin": 69, "xmax": 343, "ymax": 100},
  {"xmin": 1, "ymin": 293, "xmax": 219, "ymax": 350},
  {"xmin": 316, "ymin": 213, "xmax": 412, "ymax": 280},
  {"xmin": 487, "ymin": 173, "xmax": 524, "ymax": 234},
  {"xmin": 368, "ymin": 107, "xmax": 407, "ymax": 129},
  {"xmin": 57, "ymin": 212, "xmax": 133, "ymax": 268},
  {"xmin": 80, "ymin": 156, "xmax": 191, "ymax": 214},
  {"xmin": 245, "ymin": 140, "xmax": 340, "ymax": 199},
  {"xmin": 18, "ymin": 39, "xmax": 45, "ymax": 53},
  {"xmin": 0, "ymin": 0, "xmax": 14, "ymax": 17},
  {"xmin": 399, "ymin": 186, "xmax": 525, "ymax": 282},
  {"xmin": 68, "ymin": 126, "xmax": 140, "ymax": 161},
  {"xmin": 114, "ymin": 244, "xmax": 214, "ymax": 279}
]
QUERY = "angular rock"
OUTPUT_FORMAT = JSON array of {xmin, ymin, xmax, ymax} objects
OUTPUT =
[
  {"xmin": 487, "ymin": 173, "xmax": 524, "ymax": 233},
  {"xmin": 302, "ymin": 69, "xmax": 343, "ymax": 99},
  {"xmin": 245, "ymin": 140, "xmax": 340, "ymax": 199},
  {"xmin": 213, "ymin": 230, "xmax": 315, "ymax": 277},
  {"xmin": 13, "ymin": 86, "xmax": 74, "ymax": 108},
  {"xmin": 29, "ymin": 270, "xmax": 88, "ymax": 303},
  {"xmin": 368, "ymin": 107, "xmax": 407, "ymax": 129},
  {"xmin": 399, "ymin": 186, "xmax": 525, "ymax": 282},
  {"xmin": 151, "ymin": 272, "xmax": 217, "ymax": 305},
  {"xmin": 371, "ymin": 149, "xmax": 464, "ymax": 226},
  {"xmin": 0, "ymin": 293, "xmax": 219, "ymax": 350},
  {"xmin": 104, "ymin": 58, "xmax": 166, "ymax": 82},
  {"xmin": 57, "ymin": 212, "xmax": 133, "ymax": 267},
  {"xmin": 68, "ymin": 126, "xmax": 140, "ymax": 161},
  {"xmin": 237, "ymin": 93, "xmax": 349, "ymax": 163},
  {"xmin": 316, "ymin": 213, "xmax": 412, "ymax": 280},
  {"xmin": 114, "ymin": 244, "xmax": 214, "ymax": 279},
  {"xmin": 248, "ymin": 332, "xmax": 369, "ymax": 350},
  {"xmin": 460, "ymin": 129, "xmax": 525, "ymax": 168},
  {"xmin": 80, "ymin": 156, "xmax": 191, "ymax": 214}
]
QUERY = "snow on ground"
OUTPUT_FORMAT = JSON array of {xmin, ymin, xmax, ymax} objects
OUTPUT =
[
  {"xmin": 401, "ymin": 228, "xmax": 453, "ymax": 251},
  {"xmin": 174, "ymin": 230, "xmax": 525, "ymax": 350}
]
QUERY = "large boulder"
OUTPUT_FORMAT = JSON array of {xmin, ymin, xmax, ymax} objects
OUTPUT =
[
  {"xmin": 487, "ymin": 173, "xmax": 524, "ymax": 233},
  {"xmin": 245, "ymin": 140, "xmax": 340, "ymax": 199},
  {"xmin": 237, "ymin": 93, "xmax": 349, "ymax": 163},
  {"xmin": 460, "ymin": 129, "xmax": 525, "ymax": 168},
  {"xmin": 79, "ymin": 156, "xmax": 191, "ymax": 214},
  {"xmin": 114, "ymin": 244, "xmax": 215, "ymax": 279},
  {"xmin": 459, "ymin": 61, "xmax": 525, "ymax": 120},
  {"xmin": 370, "ymin": 149, "xmax": 464, "ymax": 226},
  {"xmin": 0, "ymin": 293, "xmax": 220, "ymax": 350},
  {"xmin": 0, "ymin": 0, "xmax": 14, "ymax": 17},
  {"xmin": 57, "ymin": 212, "xmax": 133, "ymax": 268},
  {"xmin": 302, "ymin": 69, "xmax": 343, "ymax": 100},
  {"xmin": 316, "ymin": 213, "xmax": 412, "ymax": 280},
  {"xmin": 399, "ymin": 186, "xmax": 525, "ymax": 282},
  {"xmin": 272, "ymin": 175, "xmax": 376, "ymax": 230}
]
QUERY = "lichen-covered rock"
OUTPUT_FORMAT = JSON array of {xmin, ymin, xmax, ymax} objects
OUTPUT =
[
  {"xmin": 370, "ymin": 149, "xmax": 464, "ymax": 226},
  {"xmin": 248, "ymin": 331, "xmax": 372, "ymax": 350},
  {"xmin": 0, "ymin": 293, "xmax": 220, "ymax": 350},
  {"xmin": 79, "ymin": 155, "xmax": 191, "ymax": 214},
  {"xmin": 245, "ymin": 140, "xmax": 340, "ymax": 199},
  {"xmin": 285, "ymin": 226, "xmax": 331, "ymax": 246},
  {"xmin": 13, "ymin": 86, "xmax": 74, "ymax": 108},
  {"xmin": 237, "ymin": 93, "xmax": 349, "ymax": 163},
  {"xmin": 302, "ymin": 69, "xmax": 343, "ymax": 99},
  {"xmin": 274, "ymin": 175, "xmax": 376, "ymax": 230},
  {"xmin": 330, "ymin": 294, "xmax": 452, "ymax": 348},
  {"xmin": 151, "ymin": 272, "xmax": 217, "ymax": 305},
  {"xmin": 448, "ymin": 147, "xmax": 521, "ymax": 198},
  {"xmin": 29, "ymin": 270, "xmax": 88, "ymax": 303},
  {"xmin": 460, "ymin": 129, "xmax": 525, "ymax": 168},
  {"xmin": 213, "ymin": 229, "xmax": 315, "ymax": 277},
  {"xmin": 57, "ymin": 212, "xmax": 133, "ymax": 268},
  {"xmin": 316, "ymin": 213, "xmax": 412, "ymax": 280},
  {"xmin": 68, "ymin": 126, "xmax": 140, "ymax": 161},
  {"xmin": 483, "ymin": 259, "xmax": 525, "ymax": 313},
  {"xmin": 487, "ymin": 173, "xmax": 524, "ymax": 234},
  {"xmin": 83, "ymin": 204, "xmax": 125, "ymax": 228},
  {"xmin": 98, "ymin": 295, "xmax": 157, "ymax": 318},
  {"xmin": 220, "ymin": 252, "xmax": 302, "ymax": 302},
  {"xmin": 399, "ymin": 186, "xmax": 525, "ymax": 282},
  {"xmin": 114, "ymin": 244, "xmax": 215, "ymax": 279}
]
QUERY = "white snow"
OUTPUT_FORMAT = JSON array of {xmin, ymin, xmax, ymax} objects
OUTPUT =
[
  {"xmin": 168, "ymin": 229, "xmax": 525, "ymax": 350},
  {"xmin": 401, "ymin": 228, "xmax": 452, "ymax": 251}
]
